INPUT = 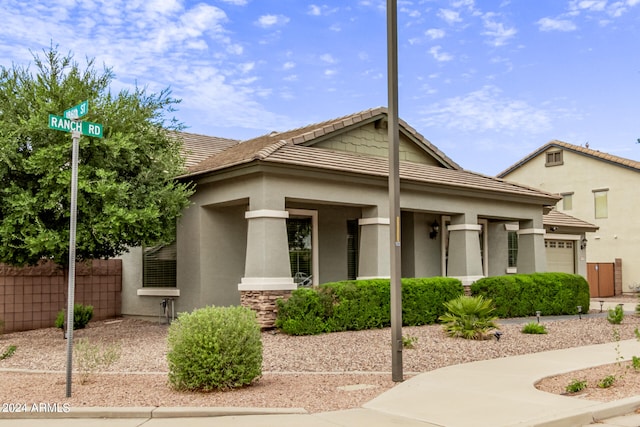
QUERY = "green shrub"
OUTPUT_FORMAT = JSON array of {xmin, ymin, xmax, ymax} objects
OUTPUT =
[
  {"xmin": 0, "ymin": 345, "xmax": 16, "ymax": 360},
  {"xmin": 275, "ymin": 277, "xmax": 463, "ymax": 335},
  {"xmin": 439, "ymin": 295, "xmax": 499, "ymax": 340},
  {"xmin": 607, "ymin": 305, "xmax": 624, "ymax": 324},
  {"xmin": 565, "ymin": 379, "xmax": 587, "ymax": 393},
  {"xmin": 597, "ymin": 375, "xmax": 616, "ymax": 388},
  {"xmin": 521, "ymin": 322, "xmax": 547, "ymax": 334},
  {"xmin": 401, "ymin": 278, "xmax": 464, "ymax": 326},
  {"xmin": 167, "ymin": 306, "xmax": 262, "ymax": 391},
  {"xmin": 632, "ymin": 356, "xmax": 640, "ymax": 371},
  {"xmin": 55, "ymin": 304, "xmax": 94, "ymax": 330},
  {"xmin": 402, "ymin": 335, "xmax": 417, "ymax": 349},
  {"xmin": 471, "ymin": 273, "xmax": 590, "ymax": 318},
  {"xmin": 322, "ymin": 280, "xmax": 390, "ymax": 331},
  {"xmin": 275, "ymin": 287, "xmax": 333, "ymax": 335}
]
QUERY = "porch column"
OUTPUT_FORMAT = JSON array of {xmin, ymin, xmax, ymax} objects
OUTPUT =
[
  {"xmin": 357, "ymin": 214, "xmax": 390, "ymax": 279},
  {"xmin": 517, "ymin": 219, "xmax": 546, "ymax": 273},
  {"xmin": 239, "ymin": 209, "xmax": 295, "ymax": 328},
  {"xmin": 447, "ymin": 214, "xmax": 483, "ymax": 287}
]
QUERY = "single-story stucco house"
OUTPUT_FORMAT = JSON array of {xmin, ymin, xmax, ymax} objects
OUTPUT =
[{"xmin": 119, "ymin": 108, "xmax": 595, "ymax": 327}]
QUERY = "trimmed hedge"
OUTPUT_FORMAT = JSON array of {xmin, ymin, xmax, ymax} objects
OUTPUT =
[
  {"xmin": 275, "ymin": 277, "xmax": 463, "ymax": 335},
  {"xmin": 470, "ymin": 272, "xmax": 590, "ymax": 318}
]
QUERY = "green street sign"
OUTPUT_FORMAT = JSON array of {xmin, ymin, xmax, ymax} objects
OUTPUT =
[
  {"xmin": 48, "ymin": 114, "xmax": 103, "ymax": 138},
  {"xmin": 63, "ymin": 100, "xmax": 89, "ymax": 120}
]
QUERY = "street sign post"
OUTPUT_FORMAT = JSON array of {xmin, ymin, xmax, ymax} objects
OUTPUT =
[
  {"xmin": 47, "ymin": 102, "xmax": 103, "ymax": 397},
  {"xmin": 63, "ymin": 100, "xmax": 88, "ymax": 120}
]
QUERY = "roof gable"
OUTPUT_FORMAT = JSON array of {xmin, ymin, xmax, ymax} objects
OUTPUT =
[
  {"xmin": 186, "ymin": 107, "xmax": 460, "ymax": 176},
  {"xmin": 498, "ymin": 140, "xmax": 640, "ymax": 177}
]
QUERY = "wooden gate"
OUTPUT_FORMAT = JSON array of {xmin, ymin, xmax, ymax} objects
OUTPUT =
[{"xmin": 587, "ymin": 263, "xmax": 615, "ymax": 297}]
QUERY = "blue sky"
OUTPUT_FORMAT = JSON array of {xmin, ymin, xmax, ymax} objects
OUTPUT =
[{"xmin": 1, "ymin": 0, "xmax": 639, "ymax": 175}]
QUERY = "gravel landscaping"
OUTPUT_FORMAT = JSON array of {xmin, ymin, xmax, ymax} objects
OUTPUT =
[{"xmin": 1, "ymin": 300, "xmax": 640, "ymax": 413}]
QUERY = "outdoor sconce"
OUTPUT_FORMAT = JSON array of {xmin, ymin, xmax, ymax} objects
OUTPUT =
[
  {"xmin": 577, "ymin": 305, "xmax": 582, "ymax": 320},
  {"xmin": 429, "ymin": 220, "xmax": 440, "ymax": 239},
  {"xmin": 580, "ymin": 237, "xmax": 588, "ymax": 250},
  {"xmin": 599, "ymin": 300, "xmax": 604, "ymax": 313},
  {"xmin": 536, "ymin": 310, "xmax": 541, "ymax": 324}
]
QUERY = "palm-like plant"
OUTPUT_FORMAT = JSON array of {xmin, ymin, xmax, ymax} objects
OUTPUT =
[{"xmin": 439, "ymin": 295, "xmax": 499, "ymax": 340}]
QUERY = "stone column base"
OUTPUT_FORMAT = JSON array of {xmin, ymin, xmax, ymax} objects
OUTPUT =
[{"xmin": 240, "ymin": 290, "xmax": 293, "ymax": 329}]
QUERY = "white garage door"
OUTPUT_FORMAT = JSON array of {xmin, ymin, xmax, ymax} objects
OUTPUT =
[{"xmin": 545, "ymin": 240, "xmax": 575, "ymax": 273}]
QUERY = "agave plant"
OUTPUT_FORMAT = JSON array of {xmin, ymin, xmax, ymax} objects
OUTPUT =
[{"xmin": 439, "ymin": 295, "xmax": 499, "ymax": 340}]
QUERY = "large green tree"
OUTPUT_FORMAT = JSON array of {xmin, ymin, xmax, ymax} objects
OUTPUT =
[{"xmin": 0, "ymin": 47, "xmax": 193, "ymax": 266}]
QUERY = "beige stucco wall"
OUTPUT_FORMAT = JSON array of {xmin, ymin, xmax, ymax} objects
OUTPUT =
[{"xmin": 504, "ymin": 148, "xmax": 640, "ymax": 292}]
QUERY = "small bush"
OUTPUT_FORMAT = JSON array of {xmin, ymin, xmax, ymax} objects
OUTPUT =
[
  {"xmin": 597, "ymin": 375, "xmax": 616, "ymax": 388},
  {"xmin": 632, "ymin": 356, "xmax": 640, "ymax": 371},
  {"xmin": 74, "ymin": 338, "xmax": 120, "ymax": 385},
  {"xmin": 55, "ymin": 304, "xmax": 94, "ymax": 330},
  {"xmin": 565, "ymin": 379, "xmax": 587, "ymax": 393},
  {"xmin": 0, "ymin": 345, "xmax": 16, "ymax": 360},
  {"xmin": 439, "ymin": 295, "xmax": 499, "ymax": 340},
  {"xmin": 607, "ymin": 305, "xmax": 624, "ymax": 324},
  {"xmin": 402, "ymin": 335, "xmax": 418, "ymax": 349},
  {"xmin": 521, "ymin": 322, "xmax": 547, "ymax": 334},
  {"xmin": 167, "ymin": 306, "xmax": 262, "ymax": 391}
]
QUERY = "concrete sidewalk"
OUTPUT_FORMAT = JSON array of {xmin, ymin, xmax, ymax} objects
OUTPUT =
[{"xmin": 2, "ymin": 299, "xmax": 639, "ymax": 427}]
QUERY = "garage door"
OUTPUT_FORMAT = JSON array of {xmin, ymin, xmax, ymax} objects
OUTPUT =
[{"xmin": 545, "ymin": 240, "xmax": 575, "ymax": 273}]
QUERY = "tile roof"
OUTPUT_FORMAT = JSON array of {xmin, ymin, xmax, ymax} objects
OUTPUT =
[
  {"xmin": 262, "ymin": 144, "xmax": 561, "ymax": 203},
  {"xmin": 543, "ymin": 209, "xmax": 599, "ymax": 232},
  {"xmin": 177, "ymin": 108, "xmax": 560, "ymax": 204},
  {"xmin": 497, "ymin": 140, "xmax": 640, "ymax": 177},
  {"xmin": 178, "ymin": 131, "xmax": 240, "ymax": 167},
  {"xmin": 185, "ymin": 107, "xmax": 461, "ymax": 176}
]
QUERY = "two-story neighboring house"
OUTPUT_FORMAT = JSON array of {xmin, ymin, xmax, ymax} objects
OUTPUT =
[{"xmin": 498, "ymin": 140, "xmax": 640, "ymax": 296}]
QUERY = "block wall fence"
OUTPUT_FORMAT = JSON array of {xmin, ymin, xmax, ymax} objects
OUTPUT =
[{"xmin": 0, "ymin": 259, "xmax": 122, "ymax": 334}]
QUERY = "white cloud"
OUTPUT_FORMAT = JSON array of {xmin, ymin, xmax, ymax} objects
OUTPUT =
[
  {"xmin": 309, "ymin": 5, "xmax": 322, "ymax": 16},
  {"xmin": 537, "ymin": 17, "xmax": 577, "ymax": 32},
  {"xmin": 219, "ymin": 0, "xmax": 249, "ymax": 5},
  {"xmin": 482, "ymin": 14, "xmax": 517, "ymax": 46},
  {"xmin": 429, "ymin": 46, "xmax": 454, "ymax": 62},
  {"xmin": 324, "ymin": 69, "xmax": 337, "ymax": 76},
  {"xmin": 419, "ymin": 85, "xmax": 552, "ymax": 134},
  {"xmin": 238, "ymin": 62, "xmax": 255, "ymax": 74},
  {"xmin": 438, "ymin": 9, "xmax": 462, "ymax": 25},
  {"xmin": 255, "ymin": 14, "xmax": 290, "ymax": 28},
  {"xmin": 425, "ymin": 28, "xmax": 445, "ymax": 39},
  {"xmin": 282, "ymin": 61, "xmax": 295, "ymax": 70},
  {"xmin": 320, "ymin": 53, "xmax": 336, "ymax": 64},
  {"xmin": 570, "ymin": 0, "xmax": 607, "ymax": 11}
]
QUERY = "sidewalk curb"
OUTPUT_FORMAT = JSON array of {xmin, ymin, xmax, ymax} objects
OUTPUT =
[
  {"xmin": 0, "ymin": 406, "xmax": 308, "ymax": 419},
  {"xmin": 520, "ymin": 395, "xmax": 640, "ymax": 427}
]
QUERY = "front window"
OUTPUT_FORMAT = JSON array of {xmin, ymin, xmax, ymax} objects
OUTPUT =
[
  {"xmin": 508, "ymin": 231, "xmax": 518, "ymax": 268},
  {"xmin": 287, "ymin": 216, "xmax": 312, "ymax": 285},
  {"xmin": 143, "ymin": 242, "xmax": 177, "ymax": 287}
]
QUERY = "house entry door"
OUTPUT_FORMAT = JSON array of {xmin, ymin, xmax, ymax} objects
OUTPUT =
[{"xmin": 587, "ymin": 263, "xmax": 614, "ymax": 297}]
